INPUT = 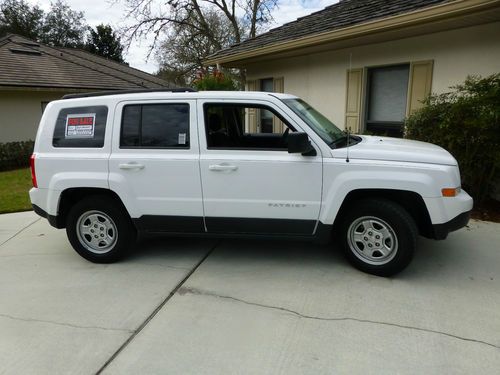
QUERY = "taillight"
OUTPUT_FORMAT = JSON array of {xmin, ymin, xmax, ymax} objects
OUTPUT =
[{"xmin": 30, "ymin": 154, "xmax": 37, "ymax": 188}]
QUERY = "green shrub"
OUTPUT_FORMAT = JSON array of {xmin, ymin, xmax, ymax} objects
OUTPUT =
[
  {"xmin": 0, "ymin": 141, "xmax": 34, "ymax": 172},
  {"xmin": 193, "ymin": 70, "xmax": 238, "ymax": 91},
  {"xmin": 404, "ymin": 74, "xmax": 500, "ymax": 205}
]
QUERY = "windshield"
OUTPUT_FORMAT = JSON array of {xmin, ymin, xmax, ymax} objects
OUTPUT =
[{"xmin": 283, "ymin": 98, "xmax": 344, "ymax": 146}]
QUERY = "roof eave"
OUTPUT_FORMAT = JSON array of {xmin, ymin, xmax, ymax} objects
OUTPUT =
[
  {"xmin": 204, "ymin": 0, "xmax": 500, "ymax": 66},
  {"xmin": 0, "ymin": 83, "xmax": 140, "ymax": 92}
]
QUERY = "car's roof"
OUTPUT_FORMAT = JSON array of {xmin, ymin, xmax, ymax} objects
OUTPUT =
[{"xmin": 60, "ymin": 90, "xmax": 299, "ymax": 103}]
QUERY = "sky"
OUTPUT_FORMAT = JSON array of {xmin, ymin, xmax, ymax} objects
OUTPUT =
[{"xmin": 27, "ymin": 0, "xmax": 338, "ymax": 73}]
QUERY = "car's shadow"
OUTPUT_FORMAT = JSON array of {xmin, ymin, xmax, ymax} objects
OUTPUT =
[
  {"xmin": 122, "ymin": 230, "xmax": 484, "ymax": 283},
  {"xmin": 128, "ymin": 235, "xmax": 341, "ymax": 267}
]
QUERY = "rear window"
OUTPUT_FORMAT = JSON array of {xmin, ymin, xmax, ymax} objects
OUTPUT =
[
  {"xmin": 120, "ymin": 103, "xmax": 190, "ymax": 148},
  {"xmin": 53, "ymin": 106, "xmax": 108, "ymax": 148}
]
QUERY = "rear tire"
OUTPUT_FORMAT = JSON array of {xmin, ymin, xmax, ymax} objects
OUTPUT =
[
  {"xmin": 66, "ymin": 196, "xmax": 136, "ymax": 263},
  {"xmin": 337, "ymin": 199, "xmax": 417, "ymax": 276}
]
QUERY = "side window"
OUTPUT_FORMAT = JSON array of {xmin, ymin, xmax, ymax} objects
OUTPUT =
[
  {"xmin": 204, "ymin": 103, "xmax": 294, "ymax": 150},
  {"xmin": 53, "ymin": 106, "xmax": 108, "ymax": 148},
  {"xmin": 120, "ymin": 103, "xmax": 190, "ymax": 149}
]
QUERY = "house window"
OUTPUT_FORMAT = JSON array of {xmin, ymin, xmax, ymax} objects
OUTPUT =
[
  {"xmin": 246, "ymin": 77, "xmax": 285, "ymax": 133},
  {"xmin": 365, "ymin": 64, "xmax": 410, "ymax": 137},
  {"xmin": 260, "ymin": 78, "xmax": 274, "ymax": 133},
  {"xmin": 345, "ymin": 61, "xmax": 432, "ymax": 136}
]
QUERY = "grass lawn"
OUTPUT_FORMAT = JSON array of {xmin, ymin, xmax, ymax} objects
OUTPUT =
[{"xmin": 0, "ymin": 168, "xmax": 33, "ymax": 214}]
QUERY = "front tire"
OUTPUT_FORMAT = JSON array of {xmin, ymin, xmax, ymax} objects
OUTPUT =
[
  {"xmin": 337, "ymin": 199, "xmax": 417, "ymax": 276},
  {"xmin": 66, "ymin": 196, "xmax": 136, "ymax": 263}
]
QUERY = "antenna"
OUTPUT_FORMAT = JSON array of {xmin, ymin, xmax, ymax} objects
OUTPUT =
[
  {"xmin": 346, "ymin": 52, "xmax": 353, "ymax": 163},
  {"xmin": 346, "ymin": 127, "xmax": 350, "ymax": 163}
]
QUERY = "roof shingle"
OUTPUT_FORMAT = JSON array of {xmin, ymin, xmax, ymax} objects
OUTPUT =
[
  {"xmin": 0, "ymin": 34, "xmax": 169, "ymax": 90},
  {"xmin": 208, "ymin": 0, "xmax": 451, "ymax": 61}
]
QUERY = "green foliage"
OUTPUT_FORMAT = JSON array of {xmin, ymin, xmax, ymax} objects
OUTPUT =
[
  {"xmin": 0, "ymin": 0, "xmax": 43, "ymax": 39},
  {"xmin": 0, "ymin": 140, "xmax": 34, "ymax": 171},
  {"xmin": 41, "ymin": 0, "xmax": 86, "ymax": 47},
  {"xmin": 0, "ymin": 168, "xmax": 32, "ymax": 213},
  {"xmin": 85, "ymin": 24, "xmax": 125, "ymax": 63},
  {"xmin": 156, "ymin": 67, "xmax": 189, "ymax": 87},
  {"xmin": 0, "ymin": 0, "xmax": 86, "ymax": 47},
  {"xmin": 193, "ymin": 70, "xmax": 238, "ymax": 91},
  {"xmin": 405, "ymin": 74, "xmax": 500, "ymax": 205}
]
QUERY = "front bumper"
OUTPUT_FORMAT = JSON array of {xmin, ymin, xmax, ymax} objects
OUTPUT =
[
  {"xmin": 431, "ymin": 210, "xmax": 471, "ymax": 240},
  {"xmin": 423, "ymin": 189, "xmax": 473, "ymax": 240}
]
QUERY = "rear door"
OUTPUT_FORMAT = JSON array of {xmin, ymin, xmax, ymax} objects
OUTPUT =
[{"xmin": 109, "ymin": 99, "xmax": 205, "ymax": 233}]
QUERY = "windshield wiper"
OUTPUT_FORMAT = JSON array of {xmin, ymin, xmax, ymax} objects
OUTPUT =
[
  {"xmin": 329, "ymin": 134, "xmax": 348, "ymax": 148},
  {"xmin": 330, "ymin": 132, "xmax": 359, "ymax": 148}
]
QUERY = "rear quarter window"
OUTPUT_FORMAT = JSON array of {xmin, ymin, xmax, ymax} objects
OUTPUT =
[{"xmin": 52, "ymin": 106, "xmax": 108, "ymax": 148}]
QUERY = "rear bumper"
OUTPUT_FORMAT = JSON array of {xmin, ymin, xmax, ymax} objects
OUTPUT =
[
  {"xmin": 32, "ymin": 204, "xmax": 63, "ymax": 229},
  {"xmin": 431, "ymin": 210, "xmax": 471, "ymax": 240}
]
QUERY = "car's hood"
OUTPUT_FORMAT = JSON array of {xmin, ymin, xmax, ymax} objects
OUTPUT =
[{"xmin": 333, "ymin": 135, "xmax": 457, "ymax": 166}]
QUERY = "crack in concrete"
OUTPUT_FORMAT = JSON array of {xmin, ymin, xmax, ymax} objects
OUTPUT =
[
  {"xmin": 0, "ymin": 312, "xmax": 133, "ymax": 333},
  {"xmin": 0, "ymin": 218, "xmax": 41, "ymax": 247},
  {"xmin": 95, "ymin": 242, "xmax": 220, "ymax": 375},
  {"xmin": 178, "ymin": 287, "xmax": 500, "ymax": 350},
  {"xmin": 131, "ymin": 262, "xmax": 191, "ymax": 271}
]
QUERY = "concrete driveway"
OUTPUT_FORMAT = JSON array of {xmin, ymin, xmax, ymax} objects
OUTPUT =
[{"xmin": 0, "ymin": 211, "xmax": 499, "ymax": 374}]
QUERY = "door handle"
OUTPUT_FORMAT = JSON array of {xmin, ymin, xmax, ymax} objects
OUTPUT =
[
  {"xmin": 209, "ymin": 164, "xmax": 238, "ymax": 172},
  {"xmin": 119, "ymin": 162, "xmax": 145, "ymax": 170}
]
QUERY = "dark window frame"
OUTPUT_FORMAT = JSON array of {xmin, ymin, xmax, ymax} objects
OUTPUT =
[
  {"xmin": 203, "ymin": 102, "xmax": 296, "ymax": 151},
  {"xmin": 120, "ymin": 103, "xmax": 191, "ymax": 150}
]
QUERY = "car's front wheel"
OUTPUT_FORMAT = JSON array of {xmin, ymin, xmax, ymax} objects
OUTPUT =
[
  {"xmin": 337, "ymin": 199, "xmax": 417, "ymax": 276},
  {"xmin": 66, "ymin": 196, "xmax": 136, "ymax": 263}
]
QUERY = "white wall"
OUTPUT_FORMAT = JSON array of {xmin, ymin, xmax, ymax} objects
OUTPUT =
[
  {"xmin": 246, "ymin": 22, "xmax": 500, "ymax": 129},
  {"xmin": 0, "ymin": 90, "xmax": 69, "ymax": 143}
]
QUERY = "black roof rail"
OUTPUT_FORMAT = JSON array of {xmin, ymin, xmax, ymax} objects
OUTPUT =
[{"xmin": 62, "ymin": 87, "xmax": 197, "ymax": 99}]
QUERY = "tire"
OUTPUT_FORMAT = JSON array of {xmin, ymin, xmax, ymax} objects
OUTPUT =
[
  {"xmin": 337, "ymin": 199, "xmax": 417, "ymax": 277},
  {"xmin": 66, "ymin": 195, "xmax": 136, "ymax": 263}
]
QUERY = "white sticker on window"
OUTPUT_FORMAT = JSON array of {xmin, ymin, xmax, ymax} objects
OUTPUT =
[
  {"xmin": 178, "ymin": 133, "xmax": 187, "ymax": 145},
  {"xmin": 65, "ymin": 113, "xmax": 96, "ymax": 138}
]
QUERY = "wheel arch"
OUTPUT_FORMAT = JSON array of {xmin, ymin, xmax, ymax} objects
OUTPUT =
[
  {"xmin": 332, "ymin": 189, "xmax": 434, "ymax": 238},
  {"xmin": 55, "ymin": 188, "xmax": 130, "ymax": 229}
]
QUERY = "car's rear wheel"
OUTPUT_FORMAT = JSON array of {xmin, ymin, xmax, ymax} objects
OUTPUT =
[
  {"xmin": 66, "ymin": 196, "xmax": 136, "ymax": 263},
  {"xmin": 338, "ymin": 199, "xmax": 417, "ymax": 276}
]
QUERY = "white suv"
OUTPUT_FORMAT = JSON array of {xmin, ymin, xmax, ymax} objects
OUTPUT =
[{"xmin": 29, "ymin": 89, "xmax": 473, "ymax": 276}]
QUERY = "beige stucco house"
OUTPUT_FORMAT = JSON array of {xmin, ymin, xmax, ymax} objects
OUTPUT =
[
  {"xmin": 0, "ymin": 34, "xmax": 169, "ymax": 143},
  {"xmin": 206, "ymin": 0, "xmax": 500, "ymax": 137}
]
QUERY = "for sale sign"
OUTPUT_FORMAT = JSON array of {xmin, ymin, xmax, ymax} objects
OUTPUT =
[{"xmin": 65, "ymin": 113, "xmax": 96, "ymax": 138}]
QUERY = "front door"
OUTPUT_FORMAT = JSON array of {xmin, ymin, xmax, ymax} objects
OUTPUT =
[{"xmin": 198, "ymin": 100, "xmax": 322, "ymax": 235}]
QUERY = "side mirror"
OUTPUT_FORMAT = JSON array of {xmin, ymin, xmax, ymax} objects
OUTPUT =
[{"xmin": 287, "ymin": 132, "xmax": 316, "ymax": 156}]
